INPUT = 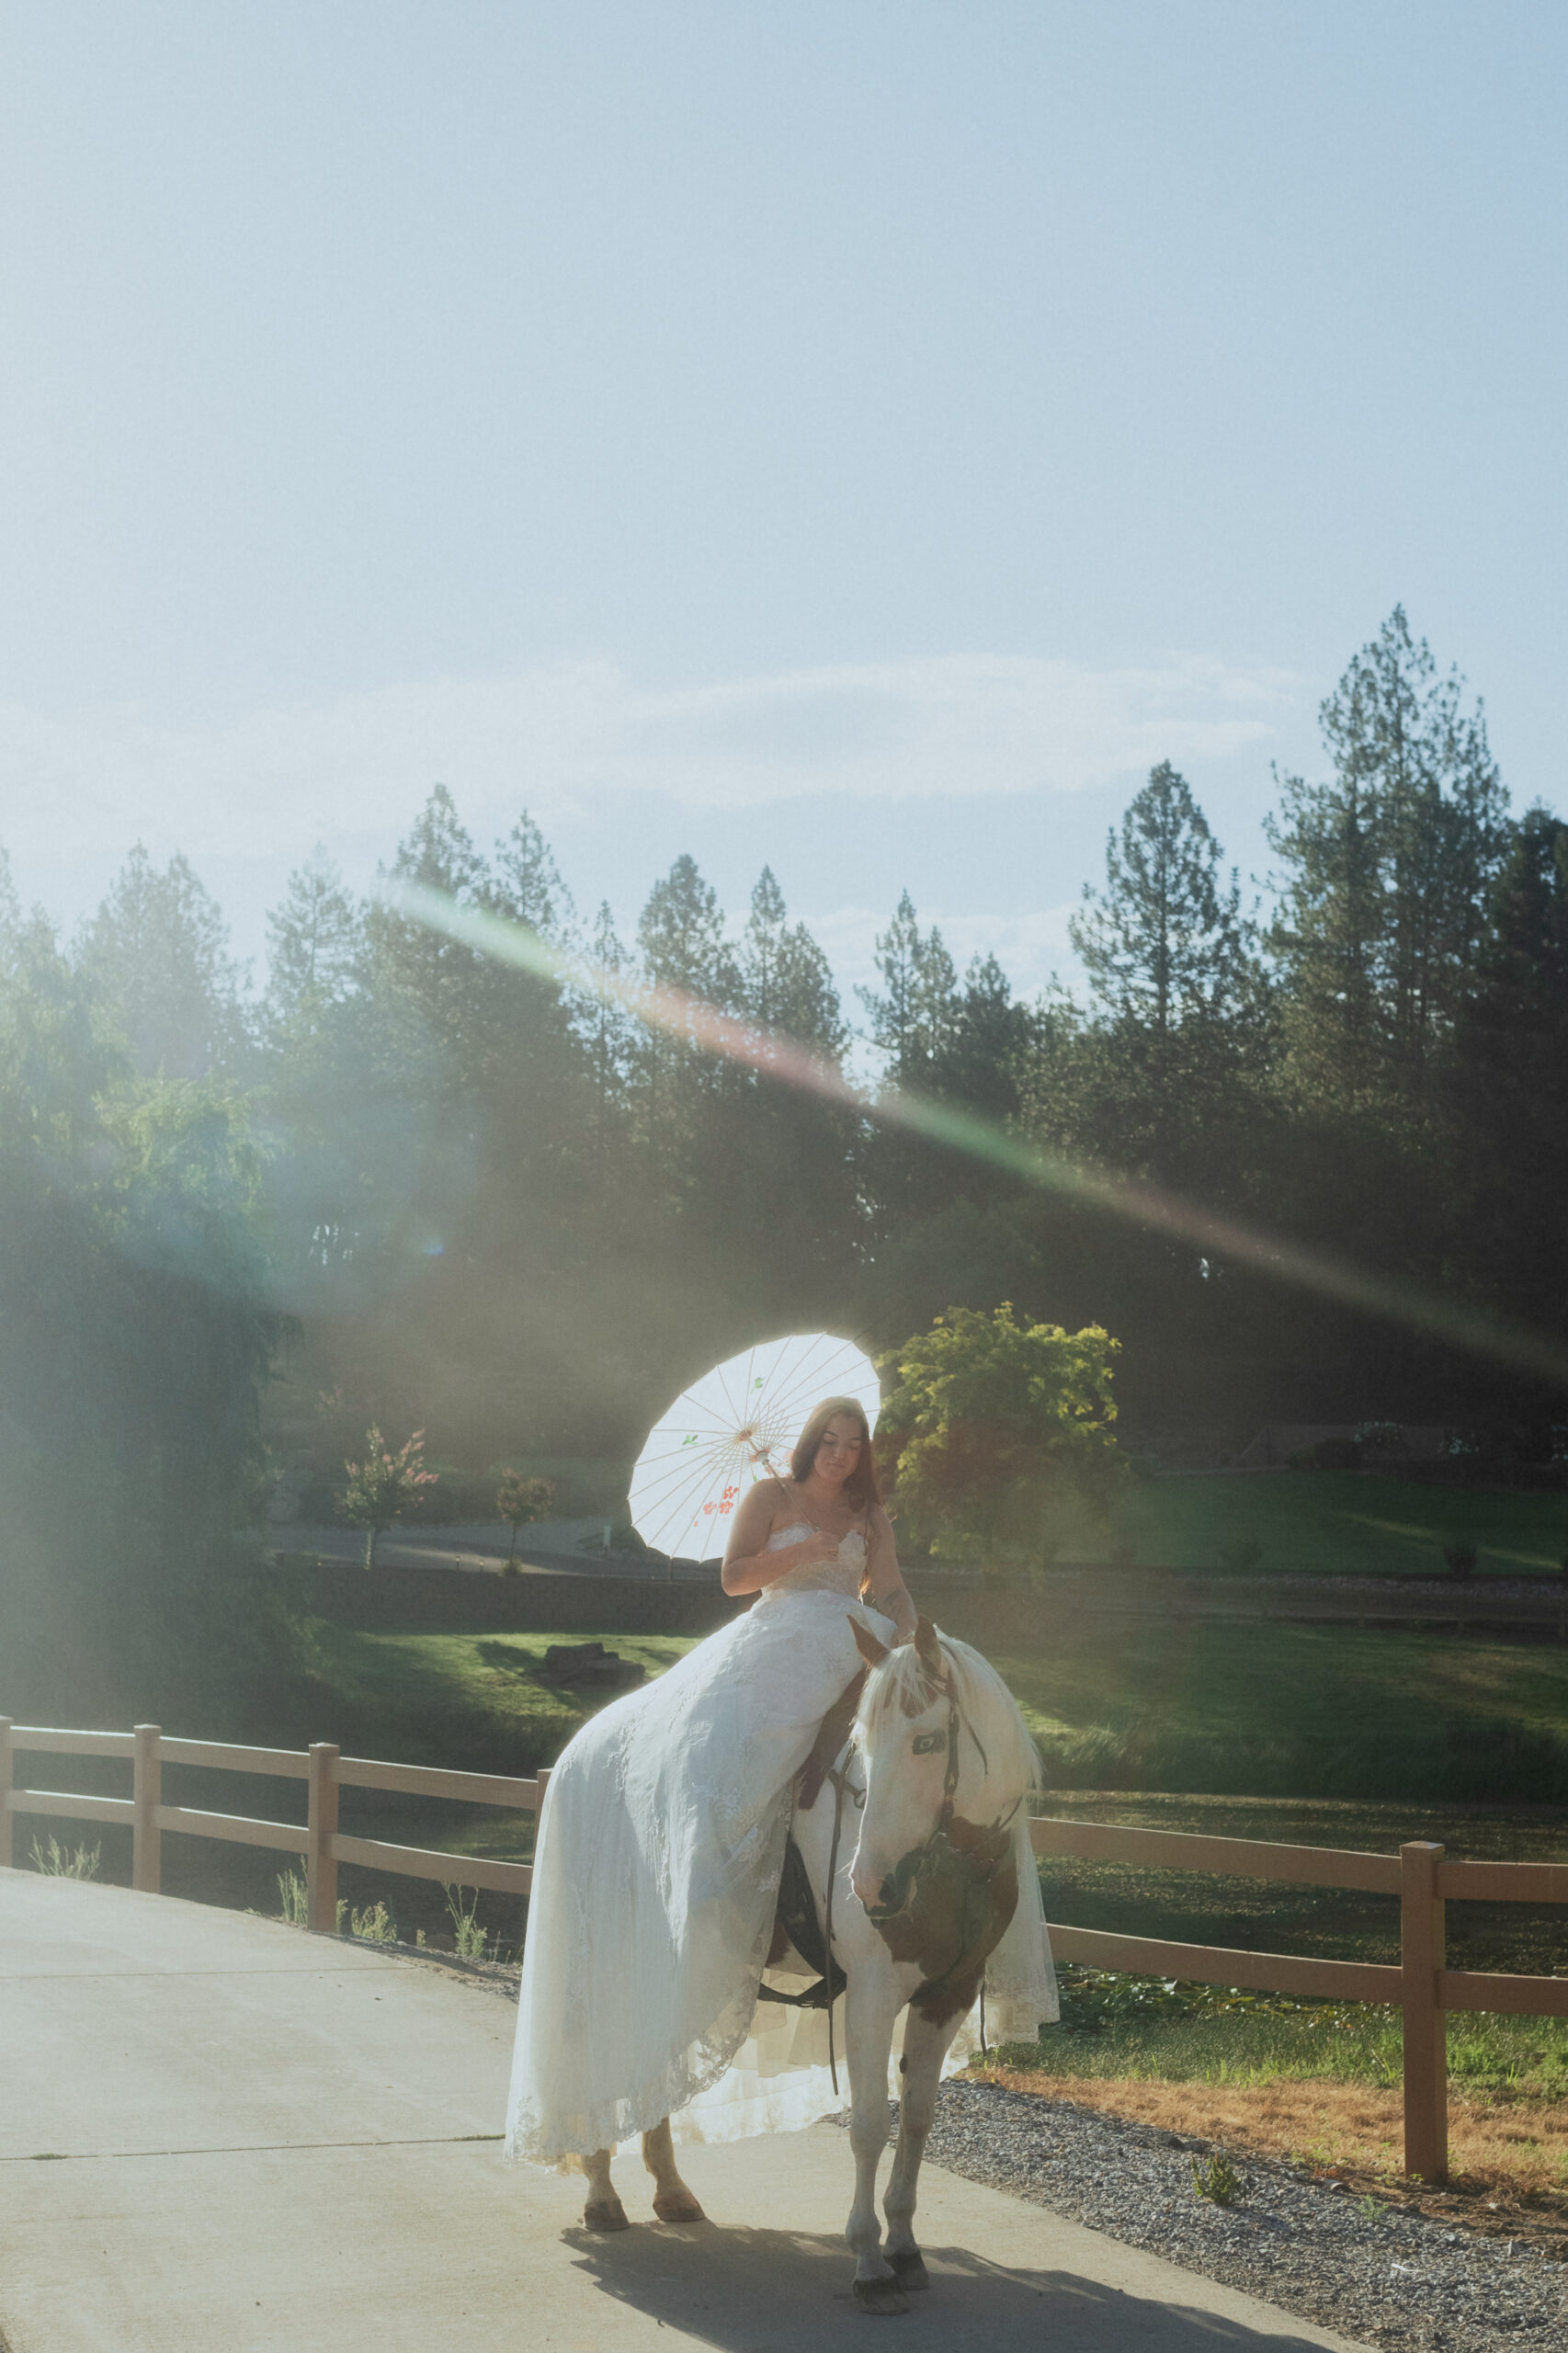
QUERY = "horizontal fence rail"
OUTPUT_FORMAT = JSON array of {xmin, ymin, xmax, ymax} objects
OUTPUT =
[
  {"xmin": 4, "ymin": 1714, "xmax": 1564, "ymax": 2185},
  {"xmin": 1028, "ymin": 1812, "xmax": 1568, "ymax": 2184},
  {"xmin": 0, "ymin": 1717, "xmax": 547, "ymax": 1938}
]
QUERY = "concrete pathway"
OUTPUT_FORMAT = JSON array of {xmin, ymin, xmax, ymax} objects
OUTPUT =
[{"xmin": 0, "ymin": 1870, "xmax": 1370, "ymax": 2353}]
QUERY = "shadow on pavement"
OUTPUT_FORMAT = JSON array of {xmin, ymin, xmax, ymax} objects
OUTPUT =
[{"xmin": 562, "ymin": 2222, "xmax": 1342, "ymax": 2349}]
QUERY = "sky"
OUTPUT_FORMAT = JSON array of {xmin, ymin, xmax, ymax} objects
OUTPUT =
[{"xmin": 1, "ymin": 1, "xmax": 1563, "ymax": 1008}]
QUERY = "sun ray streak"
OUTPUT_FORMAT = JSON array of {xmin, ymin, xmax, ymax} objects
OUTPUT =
[{"xmin": 389, "ymin": 880, "xmax": 1568, "ymax": 1387}]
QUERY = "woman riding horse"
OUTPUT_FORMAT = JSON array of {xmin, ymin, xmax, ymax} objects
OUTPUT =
[{"xmin": 505, "ymin": 1395, "xmax": 1055, "ymax": 2250}]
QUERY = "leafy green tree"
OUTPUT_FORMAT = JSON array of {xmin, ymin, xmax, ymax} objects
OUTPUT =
[
  {"xmin": 0, "ymin": 889, "xmax": 284, "ymax": 1720},
  {"xmin": 496, "ymin": 1469, "xmax": 554, "ymax": 1567},
  {"xmin": 341, "ymin": 1427, "xmax": 438, "ymax": 1567},
  {"xmin": 878, "ymin": 1302, "xmax": 1123, "ymax": 1565}
]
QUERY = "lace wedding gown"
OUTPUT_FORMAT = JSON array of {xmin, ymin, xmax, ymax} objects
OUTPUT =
[{"xmin": 505, "ymin": 1524, "xmax": 1055, "ymax": 2165}]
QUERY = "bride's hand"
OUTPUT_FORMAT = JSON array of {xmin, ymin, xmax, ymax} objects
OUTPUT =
[{"xmin": 799, "ymin": 1526, "xmax": 838, "ymax": 1565}]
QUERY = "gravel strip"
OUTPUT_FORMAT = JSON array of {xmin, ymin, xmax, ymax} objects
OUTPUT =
[{"xmin": 911, "ymin": 2078, "xmax": 1565, "ymax": 2350}]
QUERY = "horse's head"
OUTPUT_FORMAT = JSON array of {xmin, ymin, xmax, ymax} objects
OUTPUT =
[{"xmin": 845, "ymin": 1615, "xmax": 967, "ymax": 1916}]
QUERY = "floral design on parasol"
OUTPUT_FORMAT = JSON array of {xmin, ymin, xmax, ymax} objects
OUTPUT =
[{"xmin": 628, "ymin": 1332, "xmax": 881, "ymax": 1561}]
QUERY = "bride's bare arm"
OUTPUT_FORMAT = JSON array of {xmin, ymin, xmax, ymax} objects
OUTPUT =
[
  {"xmin": 864, "ymin": 1506, "xmax": 917, "ymax": 1643},
  {"xmin": 721, "ymin": 1482, "xmax": 837, "ymax": 1596}
]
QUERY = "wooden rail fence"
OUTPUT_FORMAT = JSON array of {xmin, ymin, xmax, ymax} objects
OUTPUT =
[
  {"xmin": 0, "ymin": 1717, "xmax": 548, "ymax": 1934},
  {"xmin": 5, "ymin": 1714, "xmax": 1565, "ymax": 2186}
]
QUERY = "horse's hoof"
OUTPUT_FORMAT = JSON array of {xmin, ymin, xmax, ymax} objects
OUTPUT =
[
  {"xmin": 886, "ymin": 2250, "xmax": 929, "ymax": 2290},
  {"xmin": 653, "ymin": 2189, "xmax": 708, "ymax": 2223},
  {"xmin": 852, "ymin": 2277, "xmax": 910, "ymax": 2316},
  {"xmin": 583, "ymin": 2198, "xmax": 631, "ymax": 2232}
]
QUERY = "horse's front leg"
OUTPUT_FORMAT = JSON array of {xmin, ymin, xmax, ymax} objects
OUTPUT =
[
  {"xmin": 581, "ymin": 2146, "xmax": 629, "ymax": 2232},
  {"xmin": 642, "ymin": 2117, "xmax": 707, "ymax": 2222},
  {"xmin": 845, "ymin": 1975, "xmax": 906, "ymax": 2313},
  {"xmin": 881, "ymin": 2005, "xmax": 953, "ymax": 2290}
]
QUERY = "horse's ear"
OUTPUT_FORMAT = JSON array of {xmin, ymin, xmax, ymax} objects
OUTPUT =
[
  {"xmin": 850, "ymin": 1616, "xmax": 890, "ymax": 1669},
  {"xmin": 914, "ymin": 1615, "xmax": 943, "ymax": 1679}
]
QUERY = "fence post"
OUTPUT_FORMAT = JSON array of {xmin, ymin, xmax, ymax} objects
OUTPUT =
[
  {"xmin": 1400, "ymin": 1840, "xmax": 1448, "ymax": 2183},
  {"xmin": 0, "ymin": 1718, "xmax": 12, "ymax": 1870},
  {"xmin": 307, "ymin": 1744, "xmax": 340, "ymax": 1933},
  {"xmin": 132, "ymin": 1725, "xmax": 162, "ymax": 1893}
]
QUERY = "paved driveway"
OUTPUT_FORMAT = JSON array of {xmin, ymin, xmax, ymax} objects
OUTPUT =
[{"xmin": 0, "ymin": 1870, "xmax": 1369, "ymax": 2352}]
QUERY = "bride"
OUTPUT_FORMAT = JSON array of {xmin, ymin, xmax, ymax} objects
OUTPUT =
[{"xmin": 505, "ymin": 1393, "xmax": 1049, "ymax": 2172}]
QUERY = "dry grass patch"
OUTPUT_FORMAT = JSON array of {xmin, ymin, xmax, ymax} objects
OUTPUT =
[{"xmin": 973, "ymin": 2064, "xmax": 1568, "ymax": 2261}]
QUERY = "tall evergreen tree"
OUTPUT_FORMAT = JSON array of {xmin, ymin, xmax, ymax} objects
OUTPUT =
[
  {"xmin": 1267, "ymin": 608, "xmax": 1508, "ymax": 1107},
  {"xmin": 263, "ymin": 847, "xmax": 361, "ymax": 1040},
  {"xmin": 740, "ymin": 867, "xmax": 846, "ymax": 1063},
  {"xmin": 858, "ymin": 892, "xmax": 960, "ymax": 1088},
  {"xmin": 1445, "ymin": 806, "xmax": 1568, "ymax": 1339},
  {"xmin": 78, "ymin": 846, "xmax": 246, "ymax": 1082},
  {"xmin": 1066, "ymin": 763, "xmax": 1263, "ymax": 1182},
  {"xmin": 933, "ymin": 953, "xmax": 1035, "ymax": 1124},
  {"xmin": 488, "ymin": 810, "xmax": 574, "ymax": 944},
  {"xmin": 638, "ymin": 854, "xmax": 742, "ymax": 1011},
  {"xmin": 1072, "ymin": 763, "xmax": 1255, "ymax": 1038}
]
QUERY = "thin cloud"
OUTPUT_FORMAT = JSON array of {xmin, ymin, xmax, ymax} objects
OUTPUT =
[{"xmin": 0, "ymin": 650, "xmax": 1294, "ymax": 866}]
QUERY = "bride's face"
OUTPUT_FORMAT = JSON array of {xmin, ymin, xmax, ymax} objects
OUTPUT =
[{"xmin": 812, "ymin": 1417, "xmax": 863, "ymax": 1488}]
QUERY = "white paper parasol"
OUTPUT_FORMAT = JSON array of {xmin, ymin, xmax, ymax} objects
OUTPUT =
[{"xmin": 629, "ymin": 1332, "xmax": 881, "ymax": 1560}]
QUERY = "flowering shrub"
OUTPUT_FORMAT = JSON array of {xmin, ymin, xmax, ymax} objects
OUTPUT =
[{"xmin": 341, "ymin": 1427, "xmax": 438, "ymax": 1567}]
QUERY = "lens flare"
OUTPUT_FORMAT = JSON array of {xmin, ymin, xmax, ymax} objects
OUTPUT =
[{"xmin": 389, "ymin": 880, "xmax": 1568, "ymax": 1389}]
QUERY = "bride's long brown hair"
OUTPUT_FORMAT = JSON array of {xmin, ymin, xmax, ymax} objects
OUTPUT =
[{"xmin": 790, "ymin": 1396, "xmax": 881, "ymax": 1513}]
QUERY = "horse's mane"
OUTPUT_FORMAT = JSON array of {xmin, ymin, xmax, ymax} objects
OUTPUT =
[{"xmin": 855, "ymin": 1629, "xmax": 1041, "ymax": 1800}]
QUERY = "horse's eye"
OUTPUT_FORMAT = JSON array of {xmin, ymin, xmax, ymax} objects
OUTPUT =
[{"xmin": 912, "ymin": 1731, "xmax": 946, "ymax": 1756}]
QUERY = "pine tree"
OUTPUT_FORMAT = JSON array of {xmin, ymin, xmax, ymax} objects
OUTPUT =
[
  {"xmin": 77, "ymin": 846, "xmax": 246, "ymax": 1082},
  {"xmin": 935, "ymin": 953, "xmax": 1034, "ymax": 1124},
  {"xmin": 637, "ymin": 855, "xmax": 742, "ymax": 1011},
  {"xmin": 858, "ymin": 892, "xmax": 960, "ymax": 1088},
  {"xmin": 740, "ymin": 867, "xmax": 846, "ymax": 1063},
  {"xmin": 263, "ymin": 847, "xmax": 361, "ymax": 1039},
  {"xmin": 361, "ymin": 784, "xmax": 494, "ymax": 1081},
  {"xmin": 0, "ymin": 845, "xmax": 19, "ymax": 977},
  {"xmin": 488, "ymin": 811, "xmax": 575, "ymax": 944},
  {"xmin": 1072, "ymin": 763, "xmax": 1255, "ymax": 1038},
  {"xmin": 1267, "ymin": 608, "xmax": 1508, "ymax": 1107},
  {"xmin": 1065, "ymin": 765, "xmax": 1262, "ymax": 1182},
  {"xmin": 576, "ymin": 901, "xmax": 640, "ymax": 1117},
  {"xmin": 1445, "ymin": 806, "xmax": 1568, "ymax": 1331}
]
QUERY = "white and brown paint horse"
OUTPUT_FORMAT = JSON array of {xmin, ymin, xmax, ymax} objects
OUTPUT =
[{"xmin": 581, "ymin": 1617, "xmax": 1040, "ymax": 2315}]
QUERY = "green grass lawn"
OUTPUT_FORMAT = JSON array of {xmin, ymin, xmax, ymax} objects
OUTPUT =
[
  {"xmin": 305, "ymin": 1613, "xmax": 1568, "ymax": 1808},
  {"xmin": 1100, "ymin": 1471, "xmax": 1568, "ymax": 1579},
  {"xmin": 306, "ymin": 1623, "xmax": 699, "ymax": 1775},
  {"xmin": 994, "ymin": 1613, "xmax": 1568, "ymax": 1802}
]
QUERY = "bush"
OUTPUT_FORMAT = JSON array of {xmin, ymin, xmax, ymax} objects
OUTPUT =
[
  {"xmin": 878, "ymin": 1303, "xmax": 1125, "ymax": 1566},
  {"xmin": 1312, "ymin": 1438, "xmax": 1361, "ymax": 1472},
  {"xmin": 1444, "ymin": 1540, "xmax": 1480, "ymax": 1581}
]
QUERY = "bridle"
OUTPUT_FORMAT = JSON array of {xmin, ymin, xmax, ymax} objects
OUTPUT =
[{"xmin": 860, "ymin": 1665, "xmax": 994, "ymax": 1923}]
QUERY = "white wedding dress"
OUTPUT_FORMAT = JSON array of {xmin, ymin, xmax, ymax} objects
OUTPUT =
[{"xmin": 505, "ymin": 1524, "xmax": 1055, "ymax": 2165}]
